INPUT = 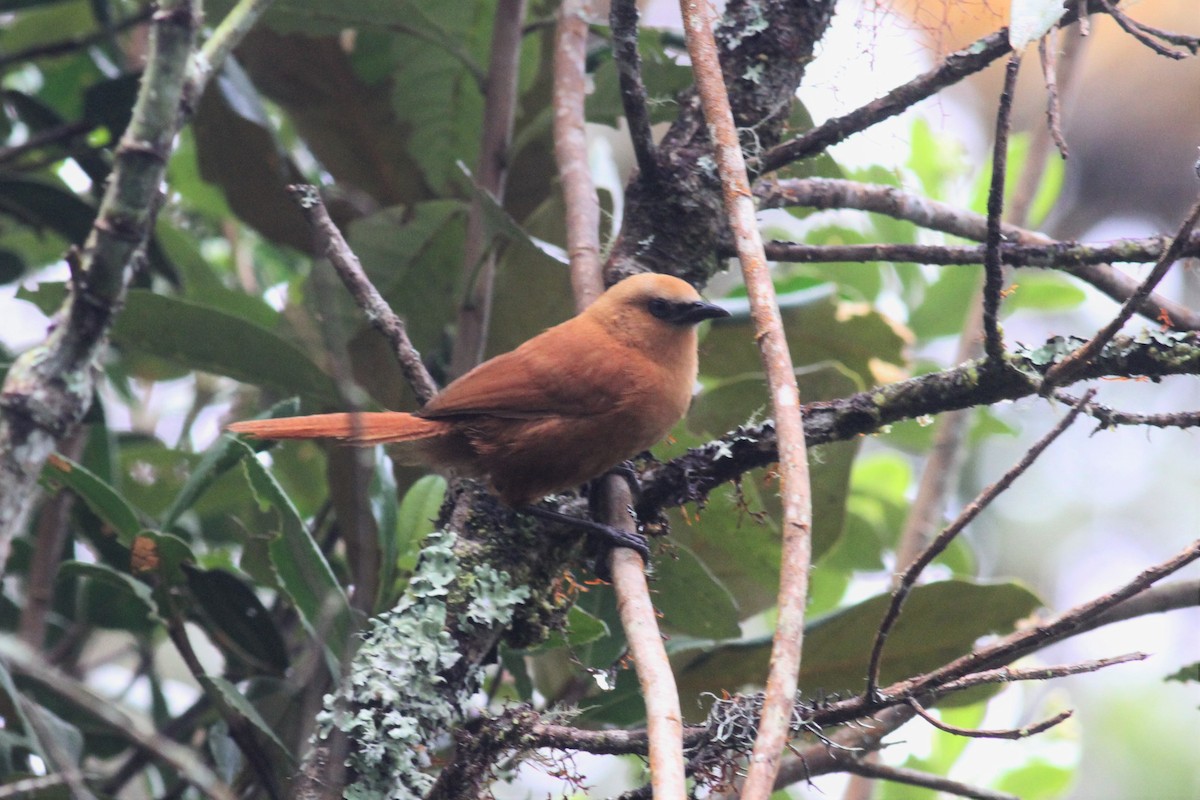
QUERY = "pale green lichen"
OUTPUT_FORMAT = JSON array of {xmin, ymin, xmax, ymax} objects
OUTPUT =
[{"xmin": 314, "ymin": 529, "xmax": 531, "ymax": 799}]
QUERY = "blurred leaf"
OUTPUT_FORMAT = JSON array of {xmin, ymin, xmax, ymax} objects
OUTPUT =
[
  {"xmin": 394, "ymin": 474, "xmax": 446, "ymax": 573},
  {"xmin": 672, "ymin": 581, "xmax": 1042, "ymax": 716},
  {"xmin": 42, "ymin": 453, "xmax": 142, "ymax": 546},
  {"xmin": 58, "ymin": 561, "xmax": 160, "ymax": 631},
  {"xmin": 82, "ymin": 72, "xmax": 139, "ymax": 139},
  {"xmin": 532, "ymin": 605, "xmax": 610, "ymax": 653},
  {"xmin": 0, "ymin": 173, "xmax": 95, "ymax": 243},
  {"xmin": 1165, "ymin": 662, "xmax": 1200, "ymax": 684},
  {"xmin": 200, "ymin": 676, "xmax": 295, "ymax": 763},
  {"xmin": 653, "ymin": 542, "xmax": 740, "ymax": 639},
  {"xmin": 996, "ymin": 758, "xmax": 1075, "ymax": 799},
  {"xmin": 236, "ymin": 440, "xmax": 354, "ymax": 672},
  {"xmin": 20, "ymin": 283, "xmax": 340, "ymax": 404},
  {"xmin": 192, "ymin": 60, "xmax": 310, "ymax": 249},
  {"xmin": 184, "ymin": 565, "xmax": 290, "ymax": 676},
  {"xmin": 589, "ymin": 30, "xmax": 692, "ymax": 127},
  {"xmin": 909, "ymin": 267, "xmax": 980, "ymax": 341},
  {"xmin": 163, "ymin": 398, "xmax": 300, "ymax": 528},
  {"xmin": 1006, "ymin": 271, "xmax": 1086, "ymax": 312},
  {"xmin": 0, "ymin": 249, "xmax": 24, "ymax": 284}
]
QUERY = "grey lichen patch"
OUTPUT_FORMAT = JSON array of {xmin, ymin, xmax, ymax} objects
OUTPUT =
[{"xmin": 316, "ymin": 529, "xmax": 530, "ymax": 800}]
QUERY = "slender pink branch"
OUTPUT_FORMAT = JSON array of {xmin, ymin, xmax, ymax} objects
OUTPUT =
[
  {"xmin": 678, "ymin": 2, "xmax": 812, "ymax": 798},
  {"xmin": 554, "ymin": 3, "xmax": 685, "ymax": 797}
]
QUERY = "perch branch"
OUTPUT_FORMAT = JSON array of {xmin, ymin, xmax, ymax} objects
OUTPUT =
[
  {"xmin": 555, "ymin": 3, "xmax": 686, "ymax": 797},
  {"xmin": 610, "ymin": 0, "xmax": 659, "ymax": 182}
]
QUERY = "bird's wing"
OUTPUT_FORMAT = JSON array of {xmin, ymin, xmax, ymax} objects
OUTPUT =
[{"xmin": 419, "ymin": 317, "xmax": 629, "ymax": 420}]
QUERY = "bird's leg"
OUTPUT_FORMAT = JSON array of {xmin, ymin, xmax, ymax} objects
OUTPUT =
[
  {"xmin": 586, "ymin": 459, "xmax": 644, "ymax": 518},
  {"xmin": 521, "ymin": 503, "xmax": 650, "ymax": 578}
]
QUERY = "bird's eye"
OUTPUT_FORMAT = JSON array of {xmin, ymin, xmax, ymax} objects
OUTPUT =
[{"xmin": 648, "ymin": 298, "xmax": 672, "ymax": 320}]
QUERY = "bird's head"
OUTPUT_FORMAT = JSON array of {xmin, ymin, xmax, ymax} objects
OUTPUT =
[{"xmin": 589, "ymin": 273, "xmax": 730, "ymax": 344}]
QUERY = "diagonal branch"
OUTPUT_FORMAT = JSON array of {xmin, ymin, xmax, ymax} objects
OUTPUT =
[
  {"xmin": 610, "ymin": 0, "xmax": 659, "ymax": 182},
  {"xmin": 1042, "ymin": 193, "xmax": 1200, "ymax": 391},
  {"xmin": 980, "ymin": 54, "xmax": 1021, "ymax": 365},
  {"xmin": 286, "ymin": 185, "xmax": 439, "ymax": 404}
]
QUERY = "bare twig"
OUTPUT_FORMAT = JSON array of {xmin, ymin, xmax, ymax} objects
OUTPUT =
[
  {"xmin": 1055, "ymin": 391, "xmax": 1200, "ymax": 430},
  {"xmin": 450, "ymin": 0, "xmax": 527, "ymax": 375},
  {"xmin": 758, "ymin": 28, "xmax": 1012, "ymax": 173},
  {"xmin": 554, "ymin": 3, "xmax": 685, "ymax": 797},
  {"xmin": 936, "ymin": 652, "xmax": 1149, "ymax": 695},
  {"xmin": 285, "ymin": 185, "xmax": 438, "ymax": 404},
  {"xmin": 865, "ymin": 390, "xmax": 1095, "ymax": 699},
  {"xmin": 1068, "ymin": 580, "xmax": 1200, "ymax": 635},
  {"xmin": 980, "ymin": 54, "xmax": 1021, "ymax": 365},
  {"xmin": 840, "ymin": 759, "xmax": 1018, "ymax": 800},
  {"xmin": 1037, "ymin": 30, "xmax": 1070, "ymax": 159},
  {"xmin": 183, "ymin": 0, "xmax": 278, "ymax": 110},
  {"xmin": 1042, "ymin": 194, "xmax": 1200, "ymax": 392},
  {"xmin": 756, "ymin": 177, "xmax": 1200, "ymax": 330},
  {"xmin": 0, "ymin": 120, "xmax": 95, "ymax": 165},
  {"xmin": 0, "ymin": 638, "xmax": 237, "ymax": 800},
  {"xmin": 1096, "ymin": 0, "xmax": 1200, "ymax": 59},
  {"xmin": 679, "ymin": 3, "xmax": 812, "ymax": 798},
  {"xmin": 908, "ymin": 697, "xmax": 1071, "ymax": 740},
  {"xmin": 610, "ymin": 0, "xmax": 658, "ymax": 182},
  {"xmin": 0, "ymin": 6, "xmax": 153, "ymax": 71}
]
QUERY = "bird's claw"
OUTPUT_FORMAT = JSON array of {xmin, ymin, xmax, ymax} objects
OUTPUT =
[{"xmin": 589, "ymin": 526, "xmax": 651, "ymax": 581}]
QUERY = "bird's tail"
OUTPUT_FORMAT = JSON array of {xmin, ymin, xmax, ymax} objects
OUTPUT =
[{"xmin": 227, "ymin": 412, "xmax": 450, "ymax": 445}]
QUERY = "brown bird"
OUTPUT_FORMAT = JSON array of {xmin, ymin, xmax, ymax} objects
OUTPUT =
[{"xmin": 228, "ymin": 273, "xmax": 728, "ymax": 548}]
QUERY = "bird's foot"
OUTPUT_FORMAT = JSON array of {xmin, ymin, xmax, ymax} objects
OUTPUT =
[
  {"xmin": 586, "ymin": 461, "xmax": 644, "ymax": 518},
  {"xmin": 522, "ymin": 504, "xmax": 650, "ymax": 580}
]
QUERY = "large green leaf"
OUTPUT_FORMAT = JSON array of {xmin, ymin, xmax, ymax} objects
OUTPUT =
[
  {"xmin": 185, "ymin": 566, "xmax": 289, "ymax": 676},
  {"xmin": 671, "ymin": 580, "xmax": 1042, "ymax": 719},
  {"xmin": 57, "ymin": 561, "xmax": 161, "ymax": 633},
  {"xmin": 41, "ymin": 454, "xmax": 142, "ymax": 546},
  {"xmin": 198, "ymin": 676, "xmax": 295, "ymax": 762},
  {"xmin": 652, "ymin": 542, "xmax": 740, "ymax": 639},
  {"xmin": 19, "ymin": 284, "xmax": 340, "ymax": 404},
  {"xmin": 235, "ymin": 440, "xmax": 354, "ymax": 672}
]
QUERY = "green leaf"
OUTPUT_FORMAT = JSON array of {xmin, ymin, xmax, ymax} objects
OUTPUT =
[
  {"xmin": 19, "ymin": 284, "xmax": 341, "ymax": 404},
  {"xmin": 1006, "ymin": 271, "xmax": 1086, "ymax": 312},
  {"xmin": 653, "ymin": 542, "xmax": 740, "ymax": 639},
  {"xmin": 199, "ymin": 676, "xmax": 295, "ymax": 763},
  {"xmin": 184, "ymin": 566, "xmax": 290, "ymax": 676},
  {"xmin": 1165, "ymin": 662, "xmax": 1200, "ymax": 684},
  {"xmin": 58, "ymin": 561, "xmax": 161, "ymax": 632},
  {"xmin": 909, "ymin": 267, "xmax": 980, "ymax": 341},
  {"xmin": 235, "ymin": 440, "xmax": 354, "ymax": 671},
  {"xmin": 394, "ymin": 474, "xmax": 446, "ymax": 573},
  {"xmin": 162, "ymin": 398, "xmax": 300, "ymax": 528},
  {"xmin": 996, "ymin": 759, "xmax": 1075, "ymax": 799},
  {"xmin": 41, "ymin": 453, "xmax": 142, "ymax": 546},
  {"xmin": 531, "ymin": 605, "xmax": 610, "ymax": 652},
  {"xmin": 673, "ymin": 581, "xmax": 1042, "ymax": 711}
]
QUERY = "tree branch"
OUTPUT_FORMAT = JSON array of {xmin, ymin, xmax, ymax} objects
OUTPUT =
[
  {"xmin": 865, "ymin": 390, "xmax": 1093, "ymax": 698},
  {"xmin": 610, "ymin": 0, "xmax": 659, "ymax": 182},
  {"xmin": 755, "ymin": 179, "xmax": 1200, "ymax": 330},
  {"xmin": 840, "ymin": 759, "xmax": 1017, "ymax": 800}
]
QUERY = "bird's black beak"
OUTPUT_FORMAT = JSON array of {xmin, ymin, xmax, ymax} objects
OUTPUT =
[{"xmin": 676, "ymin": 299, "xmax": 731, "ymax": 324}]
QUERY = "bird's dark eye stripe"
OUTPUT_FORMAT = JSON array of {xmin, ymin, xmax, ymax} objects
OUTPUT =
[{"xmin": 648, "ymin": 297, "xmax": 672, "ymax": 319}]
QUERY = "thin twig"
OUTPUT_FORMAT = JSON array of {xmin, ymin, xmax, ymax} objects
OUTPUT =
[
  {"xmin": 1096, "ymin": 0, "xmax": 1199, "ymax": 59},
  {"xmin": 936, "ymin": 652, "xmax": 1149, "ymax": 695},
  {"xmin": 610, "ymin": 0, "xmax": 658, "ymax": 182},
  {"xmin": 756, "ymin": 177, "xmax": 1200, "ymax": 330},
  {"xmin": 285, "ymin": 185, "xmax": 439, "ymax": 405},
  {"xmin": 981, "ymin": 54, "xmax": 1021, "ymax": 365},
  {"xmin": 864, "ymin": 390, "xmax": 1095, "ymax": 699},
  {"xmin": 0, "ymin": 120, "xmax": 95, "ymax": 164},
  {"xmin": 449, "ymin": 0, "xmax": 527, "ymax": 376},
  {"xmin": 758, "ymin": 28, "xmax": 1013, "ymax": 173},
  {"xmin": 1055, "ymin": 391, "xmax": 1200, "ymax": 430},
  {"xmin": 908, "ymin": 698, "xmax": 1071, "ymax": 740},
  {"xmin": 0, "ymin": 6, "xmax": 154, "ymax": 71},
  {"xmin": 1042, "ymin": 193, "xmax": 1200, "ymax": 392},
  {"xmin": 1037, "ymin": 30, "xmax": 1070, "ymax": 159},
  {"xmin": 183, "ymin": 0, "xmax": 279, "ymax": 109},
  {"xmin": 679, "ymin": 3, "xmax": 812, "ymax": 798},
  {"xmin": 840, "ymin": 759, "xmax": 1017, "ymax": 800},
  {"xmin": 0, "ymin": 638, "xmax": 237, "ymax": 800}
]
